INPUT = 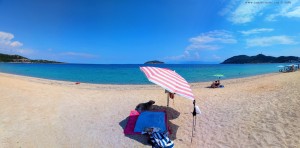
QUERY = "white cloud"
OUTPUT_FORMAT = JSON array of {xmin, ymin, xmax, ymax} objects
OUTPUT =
[
  {"xmin": 225, "ymin": 0, "xmax": 300, "ymax": 23},
  {"xmin": 60, "ymin": 52, "xmax": 98, "ymax": 58},
  {"xmin": 165, "ymin": 30, "xmax": 236, "ymax": 61},
  {"xmin": 0, "ymin": 31, "xmax": 99, "ymax": 62},
  {"xmin": 187, "ymin": 44, "xmax": 220, "ymax": 50},
  {"xmin": 285, "ymin": 6, "xmax": 300, "ymax": 17},
  {"xmin": 266, "ymin": 0, "xmax": 300, "ymax": 21},
  {"xmin": 0, "ymin": 32, "xmax": 14, "ymax": 40},
  {"xmin": 219, "ymin": 0, "xmax": 240, "ymax": 16},
  {"xmin": 187, "ymin": 30, "xmax": 236, "ymax": 51},
  {"xmin": 10, "ymin": 41, "xmax": 23, "ymax": 47},
  {"xmin": 240, "ymin": 28, "xmax": 274, "ymax": 35},
  {"xmin": 246, "ymin": 35, "xmax": 297, "ymax": 47},
  {"xmin": 229, "ymin": 1, "xmax": 267, "ymax": 24},
  {"xmin": 0, "ymin": 31, "xmax": 30, "ymax": 55}
]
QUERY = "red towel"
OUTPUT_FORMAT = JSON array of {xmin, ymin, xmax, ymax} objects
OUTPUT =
[{"xmin": 124, "ymin": 110, "xmax": 141, "ymax": 135}]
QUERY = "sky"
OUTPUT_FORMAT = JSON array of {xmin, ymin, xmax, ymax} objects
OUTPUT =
[{"xmin": 0, "ymin": 0, "xmax": 300, "ymax": 64}]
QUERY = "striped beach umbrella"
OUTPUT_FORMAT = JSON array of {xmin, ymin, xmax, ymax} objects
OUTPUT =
[
  {"xmin": 140, "ymin": 66, "xmax": 194, "ymax": 104},
  {"xmin": 140, "ymin": 66, "xmax": 200, "ymax": 140}
]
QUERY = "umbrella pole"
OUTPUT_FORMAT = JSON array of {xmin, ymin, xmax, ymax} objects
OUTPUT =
[
  {"xmin": 167, "ymin": 93, "xmax": 169, "ymax": 107},
  {"xmin": 191, "ymin": 116, "xmax": 194, "ymax": 143},
  {"xmin": 195, "ymin": 115, "xmax": 197, "ymax": 132}
]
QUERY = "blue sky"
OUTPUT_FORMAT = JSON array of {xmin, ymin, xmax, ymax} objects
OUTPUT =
[{"xmin": 0, "ymin": 0, "xmax": 300, "ymax": 64}]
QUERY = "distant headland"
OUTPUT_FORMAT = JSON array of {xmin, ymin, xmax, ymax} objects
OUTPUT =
[
  {"xmin": 144, "ymin": 60, "xmax": 164, "ymax": 64},
  {"xmin": 0, "ymin": 53, "xmax": 63, "ymax": 63},
  {"xmin": 222, "ymin": 54, "xmax": 300, "ymax": 64}
]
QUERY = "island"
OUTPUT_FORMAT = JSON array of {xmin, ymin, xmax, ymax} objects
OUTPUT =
[
  {"xmin": 0, "ymin": 53, "xmax": 63, "ymax": 63},
  {"xmin": 222, "ymin": 54, "xmax": 300, "ymax": 64},
  {"xmin": 144, "ymin": 60, "xmax": 164, "ymax": 64}
]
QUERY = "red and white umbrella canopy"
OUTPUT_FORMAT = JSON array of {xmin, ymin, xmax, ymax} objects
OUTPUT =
[{"xmin": 140, "ymin": 66, "xmax": 194, "ymax": 100}]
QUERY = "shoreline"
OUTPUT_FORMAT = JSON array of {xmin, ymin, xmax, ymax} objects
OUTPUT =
[
  {"xmin": 0, "ymin": 71, "xmax": 280, "ymax": 88},
  {"xmin": 0, "ymin": 63, "xmax": 284, "ymax": 85}
]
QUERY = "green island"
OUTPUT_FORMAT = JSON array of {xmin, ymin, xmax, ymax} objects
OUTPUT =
[
  {"xmin": 144, "ymin": 60, "xmax": 165, "ymax": 64},
  {"xmin": 222, "ymin": 54, "xmax": 300, "ymax": 64},
  {"xmin": 0, "ymin": 53, "xmax": 62, "ymax": 63}
]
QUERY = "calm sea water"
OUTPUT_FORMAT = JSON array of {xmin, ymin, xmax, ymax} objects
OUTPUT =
[{"xmin": 0, "ymin": 63, "xmax": 285, "ymax": 84}]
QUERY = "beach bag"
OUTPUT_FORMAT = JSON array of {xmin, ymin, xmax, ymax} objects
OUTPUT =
[{"xmin": 150, "ymin": 132, "xmax": 174, "ymax": 148}]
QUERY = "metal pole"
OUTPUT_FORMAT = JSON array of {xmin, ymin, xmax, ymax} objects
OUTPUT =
[
  {"xmin": 192, "ymin": 117, "xmax": 195, "ymax": 136},
  {"xmin": 167, "ymin": 93, "xmax": 169, "ymax": 107},
  {"xmin": 194, "ymin": 115, "xmax": 197, "ymax": 132},
  {"xmin": 191, "ymin": 116, "xmax": 194, "ymax": 143}
]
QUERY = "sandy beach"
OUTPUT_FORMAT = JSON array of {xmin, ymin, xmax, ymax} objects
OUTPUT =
[{"xmin": 0, "ymin": 71, "xmax": 300, "ymax": 147}]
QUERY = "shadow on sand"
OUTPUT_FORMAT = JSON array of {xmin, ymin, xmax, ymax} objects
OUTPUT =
[
  {"xmin": 119, "ymin": 116, "xmax": 150, "ymax": 145},
  {"xmin": 151, "ymin": 105, "xmax": 180, "ymax": 120},
  {"xmin": 119, "ymin": 105, "xmax": 180, "ymax": 145}
]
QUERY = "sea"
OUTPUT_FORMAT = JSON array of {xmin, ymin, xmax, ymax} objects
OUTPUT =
[{"xmin": 0, "ymin": 63, "xmax": 289, "ymax": 84}]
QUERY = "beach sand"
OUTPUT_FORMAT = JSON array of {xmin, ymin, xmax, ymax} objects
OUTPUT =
[{"xmin": 0, "ymin": 71, "xmax": 300, "ymax": 147}]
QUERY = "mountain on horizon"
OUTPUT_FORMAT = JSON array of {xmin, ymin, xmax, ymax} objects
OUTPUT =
[
  {"xmin": 222, "ymin": 54, "xmax": 300, "ymax": 64},
  {"xmin": 0, "ymin": 53, "xmax": 62, "ymax": 63}
]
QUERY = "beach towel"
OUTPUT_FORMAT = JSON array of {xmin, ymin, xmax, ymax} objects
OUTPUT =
[
  {"xmin": 134, "ymin": 111, "xmax": 167, "ymax": 133},
  {"xmin": 209, "ymin": 85, "xmax": 224, "ymax": 88},
  {"xmin": 124, "ymin": 110, "xmax": 141, "ymax": 135},
  {"xmin": 150, "ymin": 132, "xmax": 174, "ymax": 148}
]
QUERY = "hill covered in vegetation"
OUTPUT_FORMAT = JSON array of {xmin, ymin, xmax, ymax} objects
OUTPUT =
[
  {"xmin": 0, "ymin": 53, "xmax": 62, "ymax": 63},
  {"xmin": 222, "ymin": 54, "xmax": 300, "ymax": 64},
  {"xmin": 144, "ymin": 60, "xmax": 164, "ymax": 64}
]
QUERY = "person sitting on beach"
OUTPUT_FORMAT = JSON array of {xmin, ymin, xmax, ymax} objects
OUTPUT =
[
  {"xmin": 211, "ymin": 81, "xmax": 218, "ymax": 88},
  {"xmin": 211, "ymin": 80, "xmax": 222, "ymax": 88},
  {"xmin": 215, "ymin": 80, "xmax": 220, "ymax": 87}
]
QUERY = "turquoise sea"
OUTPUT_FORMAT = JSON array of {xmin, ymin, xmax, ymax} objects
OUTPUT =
[{"xmin": 0, "ymin": 63, "xmax": 286, "ymax": 84}]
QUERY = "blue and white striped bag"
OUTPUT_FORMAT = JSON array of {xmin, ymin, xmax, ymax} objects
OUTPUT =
[{"xmin": 150, "ymin": 132, "xmax": 174, "ymax": 148}]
